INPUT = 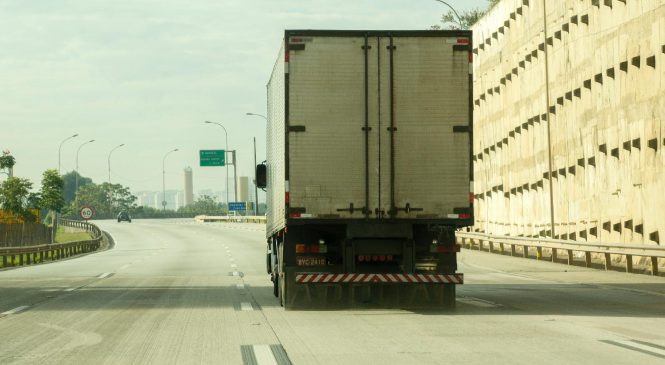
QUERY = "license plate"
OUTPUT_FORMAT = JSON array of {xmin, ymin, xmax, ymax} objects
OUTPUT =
[{"xmin": 296, "ymin": 256, "xmax": 326, "ymax": 266}]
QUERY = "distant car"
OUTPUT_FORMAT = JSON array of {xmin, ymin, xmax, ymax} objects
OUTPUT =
[{"xmin": 117, "ymin": 211, "xmax": 131, "ymax": 223}]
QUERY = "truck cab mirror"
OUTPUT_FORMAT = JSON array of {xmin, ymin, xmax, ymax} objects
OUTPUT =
[{"xmin": 256, "ymin": 163, "xmax": 267, "ymax": 189}]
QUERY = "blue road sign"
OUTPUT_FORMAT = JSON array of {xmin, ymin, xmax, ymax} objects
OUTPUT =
[{"xmin": 228, "ymin": 202, "xmax": 247, "ymax": 211}]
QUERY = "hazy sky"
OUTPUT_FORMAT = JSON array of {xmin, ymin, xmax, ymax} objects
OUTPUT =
[{"xmin": 1, "ymin": 0, "xmax": 487, "ymax": 200}]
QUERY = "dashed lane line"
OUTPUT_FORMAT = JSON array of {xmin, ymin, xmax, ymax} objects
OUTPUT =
[
  {"xmin": 457, "ymin": 296, "xmax": 502, "ymax": 308},
  {"xmin": 601, "ymin": 340, "xmax": 665, "ymax": 359},
  {"xmin": 1, "ymin": 306, "xmax": 30, "ymax": 316},
  {"xmin": 97, "ymin": 272, "xmax": 114, "ymax": 279},
  {"xmin": 241, "ymin": 344, "xmax": 292, "ymax": 365},
  {"xmin": 237, "ymin": 283, "xmax": 245, "ymax": 290},
  {"xmin": 240, "ymin": 302, "xmax": 254, "ymax": 311}
]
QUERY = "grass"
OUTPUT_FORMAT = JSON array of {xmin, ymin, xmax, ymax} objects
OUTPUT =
[{"xmin": 54, "ymin": 227, "xmax": 92, "ymax": 243}]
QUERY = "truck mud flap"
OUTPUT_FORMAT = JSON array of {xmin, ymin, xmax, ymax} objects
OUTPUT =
[{"xmin": 282, "ymin": 269, "xmax": 461, "ymax": 310}]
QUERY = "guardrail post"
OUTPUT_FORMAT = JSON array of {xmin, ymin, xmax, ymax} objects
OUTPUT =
[
  {"xmin": 499, "ymin": 242, "xmax": 504, "ymax": 254},
  {"xmin": 536, "ymin": 247, "xmax": 543, "ymax": 260},
  {"xmin": 651, "ymin": 257, "xmax": 659, "ymax": 276},
  {"xmin": 488, "ymin": 241, "xmax": 494, "ymax": 253},
  {"xmin": 2, "ymin": 255, "xmax": 6, "ymax": 267},
  {"xmin": 523, "ymin": 245, "xmax": 529, "ymax": 258},
  {"xmin": 19, "ymin": 254, "xmax": 24, "ymax": 266},
  {"xmin": 604, "ymin": 253, "xmax": 612, "ymax": 270},
  {"xmin": 585, "ymin": 252, "xmax": 592, "ymax": 267},
  {"xmin": 625, "ymin": 254, "xmax": 632, "ymax": 273},
  {"xmin": 478, "ymin": 239, "xmax": 484, "ymax": 251},
  {"xmin": 510, "ymin": 244, "xmax": 516, "ymax": 256},
  {"xmin": 552, "ymin": 248, "xmax": 558, "ymax": 262}
]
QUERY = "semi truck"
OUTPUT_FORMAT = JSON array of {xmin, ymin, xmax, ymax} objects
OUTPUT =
[{"xmin": 256, "ymin": 30, "xmax": 473, "ymax": 309}]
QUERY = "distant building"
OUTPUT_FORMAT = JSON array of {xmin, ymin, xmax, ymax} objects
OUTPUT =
[
  {"xmin": 237, "ymin": 176, "xmax": 249, "ymax": 203},
  {"xmin": 184, "ymin": 167, "xmax": 193, "ymax": 207}
]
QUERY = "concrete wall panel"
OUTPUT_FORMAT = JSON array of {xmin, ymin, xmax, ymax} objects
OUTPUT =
[{"xmin": 472, "ymin": 0, "xmax": 664, "ymax": 245}]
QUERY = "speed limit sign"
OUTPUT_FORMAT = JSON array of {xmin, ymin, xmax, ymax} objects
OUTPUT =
[{"xmin": 79, "ymin": 206, "xmax": 94, "ymax": 221}]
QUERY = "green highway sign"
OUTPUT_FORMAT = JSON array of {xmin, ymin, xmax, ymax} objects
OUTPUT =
[{"xmin": 200, "ymin": 150, "xmax": 225, "ymax": 167}]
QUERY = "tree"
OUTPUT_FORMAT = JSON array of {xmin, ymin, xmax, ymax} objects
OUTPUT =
[
  {"xmin": 431, "ymin": 0, "xmax": 500, "ymax": 30},
  {"xmin": 0, "ymin": 177, "xmax": 36, "ymax": 221},
  {"xmin": 178, "ymin": 195, "xmax": 225, "ymax": 215},
  {"xmin": 40, "ymin": 169, "xmax": 65, "ymax": 242},
  {"xmin": 64, "ymin": 181, "xmax": 137, "ymax": 219},
  {"xmin": 0, "ymin": 150, "xmax": 16, "ymax": 178},
  {"xmin": 61, "ymin": 171, "xmax": 93, "ymax": 204}
]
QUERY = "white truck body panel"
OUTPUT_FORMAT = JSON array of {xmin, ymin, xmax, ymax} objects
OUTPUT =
[{"xmin": 266, "ymin": 31, "xmax": 472, "ymax": 236}]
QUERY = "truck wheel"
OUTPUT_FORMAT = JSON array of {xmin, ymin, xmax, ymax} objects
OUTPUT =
[
  {"xmin": 278, "ymin": 273, "xmax": 285, "ymax": 307},
  {"xmin": 442, "ymin": 284, "xmax": 456, "ymax": 308},
  {"xmin": 273, "ymin": 273, "xmax": 279, "ymax": 297},
  {"xmin": 266, "ymin": 252, "xmax": 272, "ymax": 274}
]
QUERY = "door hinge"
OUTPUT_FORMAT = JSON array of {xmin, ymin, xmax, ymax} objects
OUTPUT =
[
  {"xmin": 288, "ymin": 125, "xmax": 306, "ymax": 132},
  {"xmin": 392, "ymin": 203, "xmax": 424, "ymax": 215},
  {"xmin": 337, "ymin": 203, "xmax": 368, "ymax": 214}
]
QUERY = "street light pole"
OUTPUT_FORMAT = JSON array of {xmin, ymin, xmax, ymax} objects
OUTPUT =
[
  {"xmin": 246, "ymin": 112, "xmax": 267, "ymax": 216},
  {"xmin": 162, "ymin": 148, "xmax": 179, "ymax": 213},
  {"xmin": 433, "ymin": 0, "xmax": 463, "ymax": 28},
  {"xmin": 107, "ymin": 143, "xmax": 125, "ymax": 215},
  {"xmin": 204, "ymin": 121, "xmax": 231, "ymax": 210},
  {"xmin": 58, "ymin": 133, "xmax": 78, "ymax": 174},
  {"xmin": 75, "ymin": 139, "xmax": 95, "ymax": 209}
]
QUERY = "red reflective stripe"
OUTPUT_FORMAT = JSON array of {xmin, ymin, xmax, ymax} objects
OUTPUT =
[{"xmin": 457, "ymin": 38, "xmax": 469, "ymax": 44}]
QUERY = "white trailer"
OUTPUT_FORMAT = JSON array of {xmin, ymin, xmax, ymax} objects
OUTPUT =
[{"xmin": 258, "ymin": 30, "xmax": 474, "ymax": 309}]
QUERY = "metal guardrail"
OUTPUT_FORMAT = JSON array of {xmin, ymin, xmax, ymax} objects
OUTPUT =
[
  {"xmin": 195, "ymin": 215, "xmax": 266, "ymax": 224},
  {"xmin": 456, "ymin": 231, "xmax": 665, "ymax": 276},
  {"xmin": 0, "ymin": 219, "xmax": 103, "ymax": 269}
]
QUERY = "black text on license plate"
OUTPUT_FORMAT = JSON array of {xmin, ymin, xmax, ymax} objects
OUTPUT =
[{"xmin": 296, "ymin": 256, "xmax": 326, "ymax": 266}]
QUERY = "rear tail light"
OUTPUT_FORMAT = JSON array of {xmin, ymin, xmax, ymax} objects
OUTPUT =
[
  {"xmin": 295, "ymin": 244, "xmax": 305, "ymax": 253},
  {"xmin": 459, "ymin": 213, "xmax": 471, "ymax": 219}
]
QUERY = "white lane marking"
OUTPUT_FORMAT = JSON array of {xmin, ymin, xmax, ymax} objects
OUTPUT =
[
  {"xmin": 232, "ymin": 271, "xmax": 240, "ymax": 276},
  {"xmin": 236, "ymin": 283, "xmax": 245, "ymax": 290},
  {"xmin": 609, "ymin": 340, "xmax": 665, "ymax": 357},
  {"xmin": 240, "ymin": 302, "xmax": 254, "ymax": 311},
  {"xmin": 231, "ymin": 264, "xmax": 238, "ymax": 269},
  {"xmin": 64, "ymin": 288, "xmax": 77, "ymax": 292},
  {"xmin": 2, "ymin": 306, "xmax": 30, "ymax": 316},
  {"xmin": 97, "ymin": 273, "xmax": 113, "ymax": 279},
  {"xmin": 252, "ymin": 345, "xmax": 279, "ymax": 365},
  {"xmin": 457, "ymin": 296, "xmax": 502, "ymax": 308}
]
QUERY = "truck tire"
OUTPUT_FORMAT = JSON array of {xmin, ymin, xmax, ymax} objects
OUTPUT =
[{"xmin": 273, "ymin": 273, "xmax": 279, "ymax": 297}]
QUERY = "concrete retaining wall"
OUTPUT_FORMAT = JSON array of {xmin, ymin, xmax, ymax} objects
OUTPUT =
[{"xmin": 472, "ymin": 0, "xmax": 664, "ymax": 245}]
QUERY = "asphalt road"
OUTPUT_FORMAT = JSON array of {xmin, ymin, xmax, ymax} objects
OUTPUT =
[{"xmin": 1, "ymin": 219, "xmax": 664, "ymax": 365}]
